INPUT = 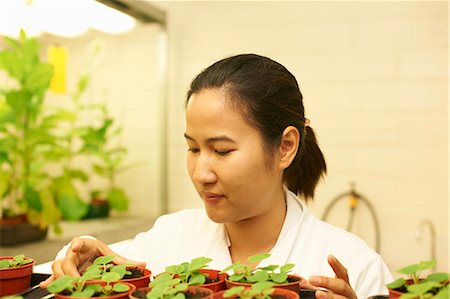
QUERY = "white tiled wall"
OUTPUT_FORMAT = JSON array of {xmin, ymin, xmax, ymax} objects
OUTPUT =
[{"xmin": 152, "ymin": 1, "xmax": 448, "ymax": 272}]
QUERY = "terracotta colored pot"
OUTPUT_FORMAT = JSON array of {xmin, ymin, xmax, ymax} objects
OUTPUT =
[
  {"xmin": 225, "ymin": 274, "xmax": 302, "ymax": 293},
  {"xmin": 131, "ymin": 286, "xmax": 214, "ymax": 299},
  {"xmin": 0, "ymin": 256, "xmax": 35, "ymax": 296},
  {"xmin": 213, "ymin": 287, "xmax": 299, "ymax": 299},
  {"xmin": 87, "ymin": 267, "xmax": 152, "ymax": 289},
  {"xmin": 199, "ymin": 269, "xmax": 228, "ymax": 292},
  {"xmin": 54, "ymin": 282, "xmax": 136, "ymax": 299}
]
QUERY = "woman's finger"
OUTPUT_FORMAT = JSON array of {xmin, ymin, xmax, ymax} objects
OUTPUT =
[
  {"xmin": 315, "ymin": 289, "xmax": 348, "ymax": 299},
  {"xmin": 39, "ymin": 274, "xmax": 55, "ymax": 288},
  {"xmin": 328, "ymin": 255, "xmax": 349, "ymax": 283},
  {"xmin": 309, "ymin": 276, "xmax": 356, "ymax": 299}
]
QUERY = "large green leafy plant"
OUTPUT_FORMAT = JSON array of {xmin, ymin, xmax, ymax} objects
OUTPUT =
[
  {"xmin": 79, "ymin": 102, "xmax": 131, "ymax": 213},
  {"xmin": 387, "ymin": 260, "xmax": 449, "ymax": 299},
  {"xmin": 0, "ymin": 30, "xmax": 61, "ymax": 231}
]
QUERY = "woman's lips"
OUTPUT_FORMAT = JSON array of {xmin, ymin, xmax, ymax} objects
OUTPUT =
[{"xmin": 201, "ymin": 191, "xmax": 225, "ymax": 203}]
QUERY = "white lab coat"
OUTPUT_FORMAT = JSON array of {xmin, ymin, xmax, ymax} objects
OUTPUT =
[
  {"xmin": 118, "ymin": 190, "xmax": 392, "ymax": 299},
  {"xmin": 56, "ymin": 189, "xmax": 392, "ymax": 298}
]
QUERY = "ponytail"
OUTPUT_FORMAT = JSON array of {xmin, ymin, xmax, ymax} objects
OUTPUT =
[{"xmin": 284, "ymin": 126, "xmax": 326, "ymax": 202}]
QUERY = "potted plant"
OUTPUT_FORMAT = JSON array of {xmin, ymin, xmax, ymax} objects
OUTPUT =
[
  {"xmin": 213, "ymin": 281, "xmax": 299, "ymax": 299},
  {"xmin": 0, "ymin": 30, "xmax": 62, "ymax": 245},
  {"xmin": 386, "ymin": 260, "xmax": 449, "ymax": 299},
  {"xmin": 0, "ymin": 254, "xmax": 35, "ymax": 296},
  {"xmin": 221, "ymin": 253, "xmax": 301, "ymax": 293},
  {"xmin": 47, "ymin": 270, "xmax": 135, "ymax": 299},
  {"xmin": 132, "ymin": 272, "xmax": 213, "ymax": 299},
  {"xmin": 165, "ymin": 257, "xmax": 228, "ymax": 292},
  {"xmin": 82, "ymin": 255, "xmax": 152, "ymax": 289},
  {"xmin": 79, "ymin": 103, "xmax": 133, "ymax": 218}
]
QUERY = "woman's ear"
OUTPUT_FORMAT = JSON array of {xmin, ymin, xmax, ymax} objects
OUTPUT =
[{"xmin": 278, "ymin": 126, "xmax": 300, "ymax": 170}]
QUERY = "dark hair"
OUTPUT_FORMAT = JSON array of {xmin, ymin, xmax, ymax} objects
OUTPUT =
[{"xmin": 186, "ymin": 54, "xmax": 326, "ymax": 201}]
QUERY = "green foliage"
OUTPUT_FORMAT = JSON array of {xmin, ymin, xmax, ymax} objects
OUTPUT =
[
  {"xmin": 224, "ymin": 282, "xmax": 275, "ymax": 299},
  {"xmin": 0, "ymin": 30, "xmax": 135, "ymax": 227},
  {"xmin": 222, "ymin": 253, "xmax": 294, "ymax": 284},
  {"xmin": 0, "ymin": 30, "xmax": 61, "ymax": 231},
  {"xmin": 386, "ymin": 260, "xmax": 450, "ymax": 299},
  {"xmin": 47, "ymin": 268, "xmax": 130, "ymax": 297},
  {"xmin": 147, "ymin": 272, "xmax": 189, "ymax": 299},
  {"xmin": 80, "ymin": 104, "xmax": 133, "ymax": 212},
  {"xmin": 165, "ymin": 257, "xmax": 213, "ymax": 286},
  {"xmin": 0, "ymin": 254, "xmax": 33, "ymax": 269},
  {"xmin": 82, "ymin": 255, "xmax": 132, "ymax": 280}
]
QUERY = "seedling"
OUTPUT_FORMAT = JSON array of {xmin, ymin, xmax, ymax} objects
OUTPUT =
[
  {"xmin": 47, "ymin": 271, "xmax": 130, "ymax": 297},
  {"xmin": 165, "ymin": 257, "xmax": 213, "ymax": 285},
  {"xmin": 386, "ymin": 260, "xmax": 449, "ymax": 299},
  {"xmin": 224, "ymin": 282, "xmax": 275, "ymax": 299},
  {"xmin": 0, "ymin": 255, "xmax": 33, "ymax": 269},
  {"xmin": 147, "ymin": 272, "xmax": 189, "ymax": 299},
  {"xmin": 221, "ymin": 253, "xmax": 295, "ymax": 284},
  {"xmin": 83, "ymin": 255, "xmax": 132, "ymax": 280}
]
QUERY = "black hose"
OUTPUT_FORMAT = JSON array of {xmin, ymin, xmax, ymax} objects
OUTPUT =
[{"xmin": 321, "ymin": 189, "xmax": 381, "ymax": 253}]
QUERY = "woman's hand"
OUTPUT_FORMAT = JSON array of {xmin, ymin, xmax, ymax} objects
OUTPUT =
[
  {"xmin": 300, "ymin": 255, "xmax": 357, "ymax": 299},
  {"xmin": 39, "ymin": 237, "xmax": 145, "ymax": 288}
]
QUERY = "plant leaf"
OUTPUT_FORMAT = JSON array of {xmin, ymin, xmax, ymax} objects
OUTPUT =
[
  {"xmin": 248, "ymin": 253, "xmax": 271, "ymax": 264},
  {"xmin": 112, "ymin": 283, "xmax": 130, "ymax": 292},
  {"xmin": 387, "ymin": 278, "xmax": 406, "ymax": 290}
]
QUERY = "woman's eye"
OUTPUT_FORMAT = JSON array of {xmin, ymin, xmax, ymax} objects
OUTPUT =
[
  {"xmin": 215, "ymin": 150, "xmax": 232, "ymax": 156},
  {"xmin": 188, "ymin": 148, "xmax": 200, "ymax": 153}
]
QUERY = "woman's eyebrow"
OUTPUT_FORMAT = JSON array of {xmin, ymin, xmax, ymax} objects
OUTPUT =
[{"xmin": 184, "ymin": 133, "xmax": 236, "ymax": 144}]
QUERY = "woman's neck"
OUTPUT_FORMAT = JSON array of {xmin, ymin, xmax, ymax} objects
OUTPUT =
[{"xmin": 225, "ymin": 187, "xmax": 287, "ymax": 264}]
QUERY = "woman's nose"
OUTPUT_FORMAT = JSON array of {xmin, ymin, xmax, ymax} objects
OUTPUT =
[{"xmin": 192, "ymin": 156, "xmax": 217, "ymax": 184}]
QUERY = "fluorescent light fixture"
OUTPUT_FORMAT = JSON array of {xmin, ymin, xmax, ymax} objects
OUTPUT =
[{"xmin": 0, "ymin": 0, "xmax": 136, "ymax": 38}]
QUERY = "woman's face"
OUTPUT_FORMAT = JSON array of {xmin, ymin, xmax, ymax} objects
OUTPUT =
[{"xmin": 185, "ymin": 88, "xmax": 285, "ymax": 224}]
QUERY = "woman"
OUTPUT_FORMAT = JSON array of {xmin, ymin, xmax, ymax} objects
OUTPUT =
[{"xmin": 41, "ymin": 54, "xmax": 392, "ymax": 299}]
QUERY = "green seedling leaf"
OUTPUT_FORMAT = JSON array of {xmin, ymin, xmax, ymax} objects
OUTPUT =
[
  {"xmin": 259, "ymin": 265, "xmax": 278, "ymax": 272},
  {"xmin": 222, "ymin": 263, "xmax": 245, "ymax": 273},
  {"xmin": 270, "ymin": 272, "xmax": 288, "ymax": 284},
  {"xmin": 279, "ymin": 264, "xmax": 295, "ymax": 273},
  {"xmin": 110, "ymin": 264, "xmax": 128, "ymax": 278},
  {"xmin": 85, "ymin": 283, "xmax": 102, "ymax": 293},
  {"xmin": 173, "ymin": 293, "xmax": 186, "ymax": 299},
  {"xmin": 72, "ymin": 289, "xmax": 96, "ymax": 298},
  {"xmin": 47, "ymin": 275, "xmax": 75, "ymax": 293},
  {"xmin": 398, "ymin": 260, "xmax": 436, "ymax": 275},
  {"xmin": 252, "ymin": 282, "xmax": 274, "ymax": 293},
  {"xmin": 407, "ymin": 281, "xmax": 441, "ymax": 295},
  {"xmin": 102, "ymin": 271, "xmax": 121, "ymax": 283},
  {"xmin": 228, "ymin": 273, "xmax": 244, "ymax": 282},
  {"xmin": 0, "ymin": 260, "xmax": 11, "ymax": 268},
  {"xmin": 174, "ymin": 283, "xmax": 189, "ymax": 292},
  {"xmin": 386, "ymin": 278, "xmax": 406, "ymax": 290},
  {"xmin": 81, "ymin": 269, "xmax": 102, "ymax": 280},
  {"xmin": 248, "ymin": 271, "xmax": 269, "ymax": 283},
  {"xmin": 248, "ymin": 253, "xmax": 271, "ymax": 264},
  {"xmin": 224, "ymin": 286, "xmax": 245, "ymax": 297},
  {"xmin": 113, "ymin": 283, "xmax": 130, "ymax": 292},
  {"xmin": 188, "ymin": 257, "xmax": 212, "ymax": 271},
  {"xmin": 423, "ymin": 272, "xmax": 449, "ymax": 283},
  {"xmin": 188, "ymin": 273, "xmax": 206, "ymax": 285},
  {"xmin": 93, "ymin": 255, "xmax": 115, "ymax": 265},
  {"xmin": 433, "ymin": 285, "xmax": 449, "ymax": 299}
]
